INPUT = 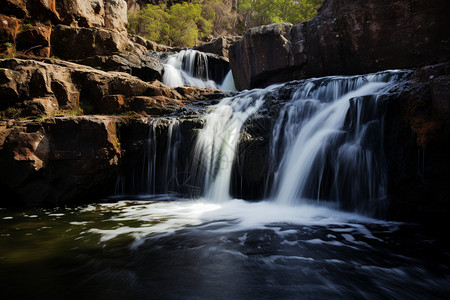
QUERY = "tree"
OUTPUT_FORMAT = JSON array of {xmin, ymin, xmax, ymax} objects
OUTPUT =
[
  {"xmin": 127, "ymin": 2, "xmax": 213, "ymax": 47},
  {"xmin": 237, "ymin": 0, "xmax": 322, "ymax": 29}
]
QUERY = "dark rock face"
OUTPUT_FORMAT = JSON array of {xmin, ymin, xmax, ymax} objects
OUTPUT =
[
  {"xmin": 233, "ymin": 63, "xmax": 450, "ymax": 223},
  {"xmin": 194, "ymin": 36, "xmax": 240, "ymax": 59},
  {"xmin": 0, "ymin": 116, "xmax": 120, "ymax": 206},
  {"xmin": 15, "ymin": 24, "xmax": 52, "ymax": 57},
  {"xmin": 382, "ymin": 63, "xmax": 450, "ymax": 223},
  {"xmin": 230, "ymin": 0, "xmax": 450, "ymax": 90}
]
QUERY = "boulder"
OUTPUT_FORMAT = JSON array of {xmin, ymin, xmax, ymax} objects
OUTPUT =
[
  {"xmin": 0, "ymin": 116, "xmax": 121, "ymax": 206},
  {"xmin": 230, "ymin": 0, "xmax": 450, "ymax": 90},
  {"xmin": 194, "ymin": 36, "xmax": 240, "ymax": 59},
  {"xmin": 51, "ymin": 25, "xmax": 128, "ymax": 60},
  {"xmin": 230, "ymin": 23, "xmax": 294, "ymax": 90}
]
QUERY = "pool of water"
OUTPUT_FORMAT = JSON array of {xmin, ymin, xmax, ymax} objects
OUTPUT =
[{"xmin": 1, "ymin": 197, "xmax": 449, "ymax": 299}]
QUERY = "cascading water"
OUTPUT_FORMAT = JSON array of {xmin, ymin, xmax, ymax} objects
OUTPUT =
[
  {"xmin": 191, "ymin": 70, "xmax": 405, "ymax": 214},
  {"xmin": 115, "ymin": 118, "xmax": 181, "ymax": 196},
  {"xmin": 4, "ymin": 68, "xmax": 448, "ymax": 299},
  {"xmin": 162, "ymin": 49, "xmax": 236, "ymax": 90},
  {"xmin": 191, "ymin": 85, "xmax": 280, "ymax": 202},
  {"xmin": 267, "ymin": 71, "xmax": 404, "ymax": 213}
]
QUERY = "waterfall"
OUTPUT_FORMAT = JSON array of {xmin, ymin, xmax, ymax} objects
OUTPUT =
[
  {"xmin": 267, "ymin": 71, "xmax": 404, "ymax": 213},
  {"xmin": 115, "ymin": 118, "xmax": 181, "ymax": 196},
  {"xmin": 191, "ymin": 85, "xmax": 280, "ymax": 202},
  {"xmin": 162, "ymin": 49, "xmax": 236, "ymax": 91},
  {"xmin": 121, "ymin": 68, "xmax": 406, "ymax": 215},
  {"xmin": 191, "ymin": 69, "xmax": 405, "ymax": 214},
  {"xmin": 218, "ymin": 70, "xmax": 237, "ymax": 91}
]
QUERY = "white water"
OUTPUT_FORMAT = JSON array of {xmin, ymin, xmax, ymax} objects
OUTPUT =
[
  {"xmin": 219, "ymin": 70, "xmax": 237, "ymax": 91},
  {"xmin": 162, "ymin": 49, "xmax": 216, "ymax": 88},
  {"xmin": 191, "ymin": 70, "xmax": 404, "ymax": 213},
  {"xmin": 115, "ymin": 118, "xmax": 181, "ymax": 196},
  {"xmin": 192, "ymin": 85, "xmax": 280, "ymax": 202},
  {"xmin": 274, "ymin": 81, "xmax": 387, "ymax": 206},
  {"xmin": 162, "ymin": 49, "xmax": 236, "ymax": 91},
  {"xmin": 82, "ymin": 199, "xmax": 385, "ymax": 246}
]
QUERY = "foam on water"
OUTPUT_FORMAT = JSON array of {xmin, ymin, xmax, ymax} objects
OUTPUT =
[{"xmin": 83, "ymin": 199, "xmax": 392, "ymax": 247}]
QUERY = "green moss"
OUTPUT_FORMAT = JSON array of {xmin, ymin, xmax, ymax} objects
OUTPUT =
[
  {"xmin": 18, "ymin": 23, "xmax": 32, "ymax": 33},
  {"xmin": 1, "ymin": 107, "xmax": 20, "ymax": 119}
]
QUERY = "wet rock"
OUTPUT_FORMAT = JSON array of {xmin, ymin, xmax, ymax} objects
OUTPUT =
[{"xmin": 230, "ymin": 0, "xmax": 450, "ymax": 90}]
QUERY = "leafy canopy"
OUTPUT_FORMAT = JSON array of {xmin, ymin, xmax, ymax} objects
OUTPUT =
[
  {"xmin": 127, "ymin": 0, "xmax": 322, "ymax": 47},
  {"xmin": 128, "ymin": 2, "xmax": 212, "ymax": 47},
  {"xmin": 238, "ymin": 0, "xmax": 323, "ymax": 28}
]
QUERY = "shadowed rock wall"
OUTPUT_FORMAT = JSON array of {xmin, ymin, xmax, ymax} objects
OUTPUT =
[{"xmin": 230, "ymin": 0, "xmax": 450, "ymax": 90}]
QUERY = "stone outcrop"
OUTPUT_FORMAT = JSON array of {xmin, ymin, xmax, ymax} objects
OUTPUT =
[
  {"xmin": 51, "ymin": 25, "xmax": 129, "ymax": 60},
  {"xmin": 75, "ymin": 52, "xmax": 164, "ymax": 82},
  {"xmin": 0, "ymin": 58, "xmax": 230, "ymax": 117},
  {"xmin": 230, "ymin": 0, "xmax": 450, "ymax": 90},
  {"xmin": 56, "ymin": 0, "xmax": 127, "ymax": 32},
  {"xmin": 0, "ymin": 116, "xmax": 121, "ymax": 206},
  {"xmin": 194, "ymin": 36, "xmax": 240, "ymax": 60},
  {"xmin": 15, "ymin": 24, "xmax": 52, "ymax": 57},
  {"xmin": 0, "ymin": 0, "xmax": 129, "ymax": 59}
]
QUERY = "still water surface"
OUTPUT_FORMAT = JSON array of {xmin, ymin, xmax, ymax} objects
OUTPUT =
[{"xmin": 1, "ymin": 197, "xmax": 449, "ymax": 299}]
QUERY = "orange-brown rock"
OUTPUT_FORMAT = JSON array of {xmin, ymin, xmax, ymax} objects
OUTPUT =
[
  {"xmin": 0, "ymin": 14, "xmax": 20, "ymax": 47},
  {"xmin": 15, "ymin": 24, "xmax": 51, "ymax": 57},
  {"xmin": 0, "ymin": 58, "xmax": 231, "ymax": 117}
]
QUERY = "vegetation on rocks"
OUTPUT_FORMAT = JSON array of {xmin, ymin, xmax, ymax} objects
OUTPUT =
[{"xmin": 127, "ymin": 0, "xmax": 323, "ymax": 47}]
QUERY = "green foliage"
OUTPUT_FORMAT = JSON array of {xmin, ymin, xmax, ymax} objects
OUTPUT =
[
  {"xmin": 238, "ymin": 0, "xmax": 322, "ymax": 29},
  {"xmin": 3, "ymin": 42, "xmax": 13, "ymax": 49},
  {"xmin": 128, "ymin": 2, "xmax": 213, "ymax": 48},
  {"xmin": 127, "ymin": 0, "xmax": 322, "ymax": 46}
]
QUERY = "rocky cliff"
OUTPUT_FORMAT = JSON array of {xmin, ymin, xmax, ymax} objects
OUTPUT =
[{"xmin": 230, "ymin": 0, "xmax": 450, "ymax": 90}]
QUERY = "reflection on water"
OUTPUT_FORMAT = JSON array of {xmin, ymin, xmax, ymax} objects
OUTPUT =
[{"xmin": 0, "ymin": 197, "xmax": 449, "ymax": 299}]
